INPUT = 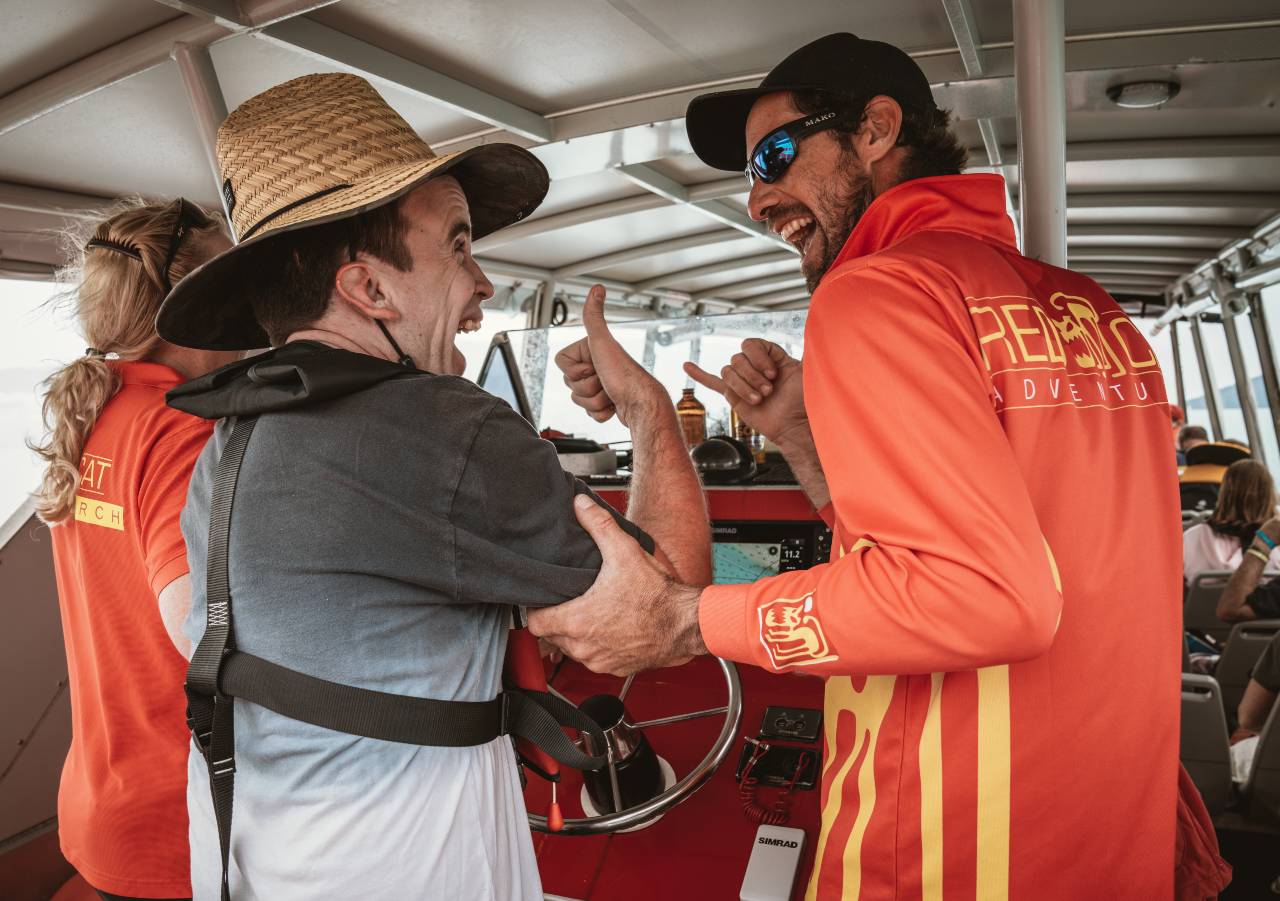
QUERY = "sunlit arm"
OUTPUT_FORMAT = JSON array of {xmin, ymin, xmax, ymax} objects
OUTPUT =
[
  {"xmin": 625, "ymin": 399, "xmax": 712, "ymax": 587},
  {"xmin": 773, "ymin": 425, "xmax": 831, "ymax": 512},
  {"xmin": 157, "ymin": 574, "xmax": 193, "ymax": 659},
  {"xmin": 1218, "ymin": 552, "xmax": 1266, "ymax": 623},
  {"xmin": 1238, "ymin": 678, "xmax": 1277, "ymax": 734}
]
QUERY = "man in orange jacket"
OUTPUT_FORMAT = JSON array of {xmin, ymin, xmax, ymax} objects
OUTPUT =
[{"xmin": 530, "ymin": 33, "xmax": 1181, "ymax": 900}]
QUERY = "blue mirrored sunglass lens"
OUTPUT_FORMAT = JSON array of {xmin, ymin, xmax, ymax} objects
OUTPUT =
[{"xmin": 752, "ymin": 133, "xmax": 796, "ymax": 183}]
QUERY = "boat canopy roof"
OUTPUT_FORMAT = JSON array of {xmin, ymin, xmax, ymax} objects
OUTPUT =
[{"xmin": 2, "ymin": 0, "xmax": 1279, "ymax": 317}]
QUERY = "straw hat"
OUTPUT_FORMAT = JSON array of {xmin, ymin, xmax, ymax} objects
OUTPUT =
[{"xmin": 157, "ymin": 73, "xmax": 548, "ymax": 350}]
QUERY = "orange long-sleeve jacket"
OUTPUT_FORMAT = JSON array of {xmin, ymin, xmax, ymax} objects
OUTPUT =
[{"xmin": 700, "ymin": 174, "xmax": 1181, "ymax": 901}]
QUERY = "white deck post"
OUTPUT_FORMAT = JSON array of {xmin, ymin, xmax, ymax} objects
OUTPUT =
[
  {"xmin": 171, "ymin": 43, "xmax": 231, "ymax": 225},
  {"xmin": 1012, "ymin": 0, "xmax": 1067, "ymax": 266}
]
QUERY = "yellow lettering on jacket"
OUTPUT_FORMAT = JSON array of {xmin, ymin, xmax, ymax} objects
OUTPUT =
[
  {"xmin": 74, "ymin": 496, "xmax": 124, "ymax": 531},
  {"xmin": 966, "ymin": 292, "xmax": 1166, "ymax": 415}
]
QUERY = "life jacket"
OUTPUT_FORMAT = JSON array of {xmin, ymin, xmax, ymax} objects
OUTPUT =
[{"xmin": 168, "ymin": 342, "xmax": 604, "ymax": 901}]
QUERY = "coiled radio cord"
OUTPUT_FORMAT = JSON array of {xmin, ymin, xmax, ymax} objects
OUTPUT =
[{"xmin": 738, "ymin": 737, "xmax": 811, "ymax": 826}]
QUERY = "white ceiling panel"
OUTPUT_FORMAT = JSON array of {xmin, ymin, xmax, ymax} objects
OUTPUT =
[
  {"xmin": 667, "ymin": 258, "xmax": 800, "ymax": 295},
  {"xmin": 1064, "ymin": 108, "xmax": 1280, "ymax": 144},
  {"xmin": 525, "ymin": 170, "xmax": 645, "ymax": 220},
  {"xmin": 0, "ymin": 62, "xmax": 219, "ymax": 207},
  {"xmin": 484, "ymin": 204, "xmax": 725, "ymax": 271},
  {"xmin": 310, "ymin": 0, "xmax": 963, "ymax": 114},
  {"xmin": 1062, "ymin": 157, "xmax": 1280, "ymax": 193},
  {"xmin": 0, "ymin": 1, "xmax": 181, "ymax": 96},
  {"xmin": 598, "ymin": 235, "xmax": 773, "ymax": 283},
  {"xmin": 1066, "ymin": 204, "xmax": 1274, "ymax": 227},
  {"xmin": 966, "ymin": 0, "xmax": 1276, "ymax": 44},
  {"xmin": 210, "ymin": 33, "xmax": 480, "ymax": 145},
  {"xmin": 0, "ymin": 206, "xmax": 65, "ymax": 267},
  {"xmin": 1, "ymin": 0, "xmax": 1278, "ymax": 309}
]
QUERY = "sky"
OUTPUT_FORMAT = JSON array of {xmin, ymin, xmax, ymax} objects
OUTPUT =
[{"xmin": 0, "ymin": 278, "xmax": 82, "ymax": 521}]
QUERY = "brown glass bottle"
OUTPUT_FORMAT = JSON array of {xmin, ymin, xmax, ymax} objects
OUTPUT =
[
  {"xmin": 675, "ymin": 388, "xmax": 706, "ymax": 449},
  {"xmin": 731, "ymin": 409, "xmax": 766, "ymax": 463}
]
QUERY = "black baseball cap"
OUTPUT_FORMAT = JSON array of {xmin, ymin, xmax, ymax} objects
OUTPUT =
[{"xmin": 686, "ymin": 32, "xmax": 937, "ymax": 173}]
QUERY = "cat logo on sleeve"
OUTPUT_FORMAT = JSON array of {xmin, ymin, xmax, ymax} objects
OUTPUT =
[
  {"xmin": 74, "ymin": 453, "xmax": 124, "ymax": 531},
  {"xmin": 757, "ymin": 594, "xmax": 837, "ymax": 668}
]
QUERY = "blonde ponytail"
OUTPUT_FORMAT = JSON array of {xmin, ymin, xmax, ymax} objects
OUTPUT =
[
  {"xmin": 32, "ymin": 355, "xmax": 120, "ymax": 522},
  {"xmin": 30, "ymin": 198, "xmax": 224, "ymax": 523}
]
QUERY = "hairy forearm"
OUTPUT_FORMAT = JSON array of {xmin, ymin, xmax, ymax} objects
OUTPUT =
[
  {"xmin": 626, "ymin": 400, "xmax": 712, "ymax": 586},
  {"xmin": 1238, "ymin": 681, "xmax": 1276, "ymax": 733},
  {"xmin": 776, "ymin": 426, "xmax": 831, "ymax": 511},
  {"xmin": 1219, "ymin": 554, "xmax": 1265, "ymax": 621}
]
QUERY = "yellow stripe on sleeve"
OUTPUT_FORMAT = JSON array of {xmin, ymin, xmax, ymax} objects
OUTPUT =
[
  {"xmin": 975, "ymin": 665, "xmax": 1011, "ymax": 900},
  {"xmin": 919, "ymin": 673, "xmax": 946, "ymax": 901}
]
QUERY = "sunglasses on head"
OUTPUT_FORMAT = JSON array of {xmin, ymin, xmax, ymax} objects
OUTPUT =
[
  {"xmin": 161, "ymin": 198, "xmax": 215, "ymax": 294},
  {"xmin": 746, "ymin": 110, "xmax": 847, "ymax": 185}
]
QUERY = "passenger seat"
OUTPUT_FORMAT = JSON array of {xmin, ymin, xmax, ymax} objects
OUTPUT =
[
  {"xmin": 1215, "ymin": 621, "xmax": 1280, "ymax": 727},
  {"xmin": 1180, "ymin": 673, "xmax": 1233, "ymax": 817}
]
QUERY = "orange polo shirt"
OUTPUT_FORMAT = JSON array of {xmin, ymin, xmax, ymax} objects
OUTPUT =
[
  {"xmin": 50, "ymin": 361, "xmax": 211, "ymax": 897},
  {"xmin": 700, "ymin": 175, "xmax": 1181, "ymax": 900}
]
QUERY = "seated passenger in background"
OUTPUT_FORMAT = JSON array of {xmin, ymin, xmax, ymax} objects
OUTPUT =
[
  {"xmin": 1216, "ymin": 516, "xmax": 1280, "ymax": 622},
  {"xmin": 1184, "ymin": 459, "xmax": 1280, "ymax": 582},
  {"xmin": 155, "ymin": 75, "xmax": 709, "ymax": 900},
  {"xmin": 1181, "ymin": 438, "xmax": 1251, "ymax": 514},
  {"xmin": 1228, "ymin": 629, "xmax": 1280, "ymax": 784},
  {"xmin": 1179, "ymin": 424, "xmax": 1209, "ymax": 456},
  {"xmin": 1236, "ymin": 630, "xmax": 1280, "ymax": 741}
]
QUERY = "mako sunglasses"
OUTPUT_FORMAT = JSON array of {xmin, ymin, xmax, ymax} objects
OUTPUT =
[{"xmin": 746, "ymin": 110, "xmax": 847, "ymax": 185}]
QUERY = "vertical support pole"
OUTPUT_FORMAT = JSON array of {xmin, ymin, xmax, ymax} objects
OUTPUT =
[
  {"xmin": 940, "ymin": 0, "xmax": 1020, "ymax": 247},
  {"xmin": 1169, "ymin": 321, "xmax": 1186, "ymax": 412},
  {"xmin": 1012, "ymin": 0, "xmax": 1066, "ymax": 266},
  {"xmin": 1248, "ymin": 293, "xmax": 1280, "ymax": 461},
  {"xmin": 531, "ymin": 280, "xmax": 557, "ymax": 328},
  {"xmin": 641, "ymin": 327, "xmax": 658, "ymax": 373},
  {"xmin": 1190, "ymin": 317, "xmax": 1224, "ymax": 440},
  {"xmin": 172, "ymin": 43, "xmax": 232, "ymax": 225},
  {"xmin": 1221, "ymin": 312, "xmax": 1264, "ymax": 456}
]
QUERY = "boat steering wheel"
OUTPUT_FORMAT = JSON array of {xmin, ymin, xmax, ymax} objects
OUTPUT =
[{"xmin": 527, "ymin": 657, "xmax": 742, "ymax": 835}]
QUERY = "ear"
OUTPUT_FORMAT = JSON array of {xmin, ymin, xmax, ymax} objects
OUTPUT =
[
  {"xmin": 333, "ymin": 259, "xmax": 398, "ymax": 322},
  {"xmin": 853, "ymin": 95, "xmax": 904, "ymax": 166}
]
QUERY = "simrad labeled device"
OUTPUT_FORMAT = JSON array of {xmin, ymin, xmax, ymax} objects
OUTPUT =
[{"xmin": 740, "ymin": 824, "xmax": 806, "ymax": 901}]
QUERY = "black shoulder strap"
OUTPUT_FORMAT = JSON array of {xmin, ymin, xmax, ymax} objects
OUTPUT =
[
  {"xmin": 185, "ymin": 416, "xmax": 605, "ymax": 900},
  {"xmin": 185, "ymin": 415, "xmax": 257, "ymax": 901}
]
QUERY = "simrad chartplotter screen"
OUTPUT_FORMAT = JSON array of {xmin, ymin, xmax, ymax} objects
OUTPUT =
[
  {"xmin": 710, "ymin": 521, "xmax": 832, "ymax": 586},
  {"xmin": 713, "ymin": 542, "xmax": 783, "ymax": 584}
]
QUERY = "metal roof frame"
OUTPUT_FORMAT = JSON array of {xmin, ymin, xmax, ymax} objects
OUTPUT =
[{"xmin": 1, "ymin": 2, "xmax": 1278, "ymax": 324}]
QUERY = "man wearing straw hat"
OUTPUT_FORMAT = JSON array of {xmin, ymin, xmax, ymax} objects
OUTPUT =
[{"xmin": 156, "ymin": 74, "xmax": 709, "ymax": 900}]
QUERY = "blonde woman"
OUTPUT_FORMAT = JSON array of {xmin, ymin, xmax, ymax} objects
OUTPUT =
[{"xmin": 31, "ymin": 199, "xmax": 237, "ymax": 901}]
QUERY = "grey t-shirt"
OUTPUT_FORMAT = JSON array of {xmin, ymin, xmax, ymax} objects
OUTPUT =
[{"xmin": 180, "ymin": 370, "xmax": 650, "ymax": 899}]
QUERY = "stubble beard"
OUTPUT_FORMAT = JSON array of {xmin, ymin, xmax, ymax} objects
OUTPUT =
[{"xmin": 800, "ymin": 168, "xmax": 876, "ymax": 293}]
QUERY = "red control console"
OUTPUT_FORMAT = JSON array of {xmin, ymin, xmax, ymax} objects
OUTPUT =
[{"xmin": 531, "ymin": 486, "xmax": 829, "ymax": 901}]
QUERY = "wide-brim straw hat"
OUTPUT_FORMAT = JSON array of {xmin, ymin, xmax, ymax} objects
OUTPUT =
[{"xmin": 157, "ymin": 73, "xmax": 548, "ymax": 350}]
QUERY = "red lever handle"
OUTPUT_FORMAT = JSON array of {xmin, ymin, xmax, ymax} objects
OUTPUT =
[{"xmin": 505, "ymin": 626, "xmax": 564, "ymax": 830}]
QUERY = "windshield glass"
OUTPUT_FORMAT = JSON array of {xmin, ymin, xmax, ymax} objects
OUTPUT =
[
  {"xmin": 0, "ymin": 278, "xmax": 80, "ymax": 520},
  {"xmin": 502, "ymin": 309, "xmax": 809, "ymax": 446}
]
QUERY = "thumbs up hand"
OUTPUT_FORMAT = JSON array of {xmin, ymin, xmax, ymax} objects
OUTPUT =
[
  {"xmin": 684, "ymin": 338, "xmax": 809, "ymax": 448},
  {"xmin": 555, "ymin": 285, "xmax": 666, "ymax": 427}
]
